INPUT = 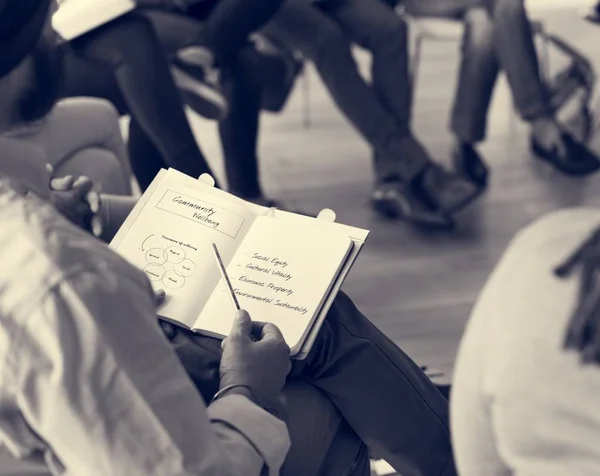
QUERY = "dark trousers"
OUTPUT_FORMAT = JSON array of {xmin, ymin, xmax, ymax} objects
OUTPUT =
[
  {"xmin": 404, "ymin": 0, "xmax": 551, "ymax": 143},
  {"xmin": 167, "ymin": 291, "xmax": 457, "ymax": 476},
  {"xmin": 63, "ymin": 12, "xmax": 214, "ymax": 187},
  {"xmin": 262, "ymin": 0, "xmax": 429, "ymax": 182},
  {"xmin": 145, "ymin": 8, "xmax": 268, "ymax": 199},
  {"xmin": 61, "ymin": 0, "xmax": 281, "ymax": 194}
]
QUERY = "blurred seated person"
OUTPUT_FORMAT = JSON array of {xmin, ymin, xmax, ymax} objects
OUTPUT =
[
  {"xmin": 262, "ymin": 0, "xmax": 481, "ymax": 230},
  {"xmin": 0, "ymin": 3, "xmax": 456, "ymax": 475},
  {"xmin": 55, "ymin": 1, "xmax": 226, "ymax": 189},
  {"xmin": 142, "ymin": 8, "xmax": 296, "ymax": 208},
  {"xmin": 2, "ymin": 96, "xmax": 133, "ymax": 195},
  {"xmin": 402, "ymin": 0, "xmax": 593, "ymax": 184},
  {"xmin": 60, "ymin": 0, "xmax": 287, "ymax": 199},
  {"xmin": 451, "ymin": 208, "xmax": 600, "ymax": 475}
]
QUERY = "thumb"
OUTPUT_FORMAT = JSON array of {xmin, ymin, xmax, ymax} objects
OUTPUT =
[
  {"xmin": 50, "ymin": 175, "xmax": 74, "ymax": 191},
  {"xmin": 230, "ymin": 309, "xmax": 252, "ymax": 338}
]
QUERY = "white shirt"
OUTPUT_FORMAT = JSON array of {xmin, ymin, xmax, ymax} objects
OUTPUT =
[
  {"xmin": 0, "ymin": 172, "xmax": 290, "ymax": 475},
  {"xmin": 451, "ymin": 208, "xmax": 600, "ymax": 476}
]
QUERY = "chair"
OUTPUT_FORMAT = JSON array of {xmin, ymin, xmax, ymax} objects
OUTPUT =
[{"xmin": 5, "ymin": 98, "xmax": 133, "ymax": 196}]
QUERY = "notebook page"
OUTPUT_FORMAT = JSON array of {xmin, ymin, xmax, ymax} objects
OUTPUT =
[
  {"xmin": 194, "ymin": 216, "xmax": 354, "ymax": 352},
  {"xmin": 111, "ymin": 174, "xmax": 256, "ymax": 328}
]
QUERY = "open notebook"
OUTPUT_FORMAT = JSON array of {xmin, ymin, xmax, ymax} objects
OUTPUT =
[{"xmin": 110, "ymin": 169, "xmax": 370, "ymax": 359}]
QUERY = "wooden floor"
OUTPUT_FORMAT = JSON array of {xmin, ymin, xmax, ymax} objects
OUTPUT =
[{"xmin": 189, "ymin": 8, "xmax": 600, "ymax": 384}]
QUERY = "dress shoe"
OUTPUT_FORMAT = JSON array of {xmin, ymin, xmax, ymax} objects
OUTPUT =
[
  {"xmin": 531, "ymin": 132, "xmax": 600, "ymax": 176},
  {"xmin": 417, "ymin": 163, "xmax": 483, "ymax": 215},
  {"xmin": 371, "ymin": 180, "xmax": 454, "ymax": 230},
  {"xmin": 452, "ymin": 143, "xmax": 489, "ymax": 188}
]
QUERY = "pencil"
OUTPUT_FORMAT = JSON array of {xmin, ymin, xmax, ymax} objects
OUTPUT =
[{"xmin": 211, "ymin": 243, "xmax": 241, "ymax": 312}]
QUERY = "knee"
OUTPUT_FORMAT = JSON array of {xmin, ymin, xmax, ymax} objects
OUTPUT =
[
  {"xmin": 363, "ymin": 16, "xmax": 408, "ymax": 52},
  {"xmin": 92, "ymin": 11, "xmax": 156, "ymax": 57},
  {"xmin": 492, "ymin": 0, "xmax": 525, "ymax": 17},
  {"xmin": 463, "ymin": 7, "xmax": 494, "ymax": 50},
  {"xmin": 106, "ymin": 11, "xmax": 154, "ymax": 39},
  {"xmin": 307, "ymin": 24, "xmax": 352, "ymax": 66}
]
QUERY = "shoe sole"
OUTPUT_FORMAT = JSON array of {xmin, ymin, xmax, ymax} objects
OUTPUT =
[
  {"xmin": 438, "ymin": 184, "xmax": 485, "ymax": 216},
  {"xmin": 531, "ymin": 145, "xmax": 600, "ymax": 177},
  {"xmin": 371, "ymin": 197, "xmax": 455, "ymax": 230},
  {"xmin": 171, "ymin": 66, "xmax": 229, "ymax": 121}
]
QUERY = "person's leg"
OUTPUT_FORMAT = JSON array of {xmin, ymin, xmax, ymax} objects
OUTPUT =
[
  {"xmin": 127, "ymin": 118, "xmax": 169, "ymax": 191},
  {"xmin": 69, "ymin": 12, "xmax": 217, "ymax": 184},
  {"xmin": 161, "ymin": 288, "xmax": 456, "ymax": 476},
  {"xmin": 161, "ymin": 322, "xmax": 368, "ymax": 475},
  {"xmin": 450, "ymin": 7, "xmax": 498, "ymax": 147},
  {"xmin": 263, "ymin": 0, "xmax": 480, "ymax": 228},
  {"xmin": 449, "ymin": 6, "xmax": 498, "ymax": 188},
  {"xmin": 217, "ymin": 45, "xmax": 264, "ymax": 201},
  {"xmin": 263, "ymin": 0, "xmax": 422, "ymax": 183},
  {"xmin": 61, "ymin": 44, "xmax": 168, "ymax": 192},
  {"xmin": 488, "ymin": 0, "xmax": 550, "ymax": 121},
  {"xmin": 280, "ymin": 380, "xmax": 369, "ymax": 476},
  {"xmin": 318, "ymin": 0, "xmax": 411, "ymax": 133},
  {"xmin": 291, "ymin": 291, "xmax": 457, "ymax": 476},
  {"xmin": 489, "ymin": 0, "xmax": 594, "ymax": 174},
  {"xmin": 186, "ymin": 0, "xmax": 287, "ymax": 68}
]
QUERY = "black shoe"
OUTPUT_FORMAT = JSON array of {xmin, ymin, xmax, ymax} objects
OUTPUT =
[
  {"xmin": 371, "ymin": 180, "xmax": 454, "ymax": 229},
  {"xmin": 531, "ymin": 132, "xmax": 600, "ymax": 176},
  {"xmin": 172, "ymin": 48, "xmax": 229, "ymax": 121},
  {"xmin": 452, "ymin": 143, "xmax": 489, "ymax": 188},
  {"xmin": 417, "ymin": 163, "xmax": 483, "ymax": 215}
]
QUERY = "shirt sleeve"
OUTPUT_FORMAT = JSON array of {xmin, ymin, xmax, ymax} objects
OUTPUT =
[{"xmin": 9, "ymin": 267, "xmax": 290, "ymax": 476}]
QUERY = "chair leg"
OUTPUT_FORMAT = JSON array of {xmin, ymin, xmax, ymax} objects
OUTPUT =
[
  {"xmin": 301, "ymin": 66, "xmax": 311, "ymax": 129},
  {"xmin": 409, "ymin": 34, "xmax": 423, "ymax": 120}
]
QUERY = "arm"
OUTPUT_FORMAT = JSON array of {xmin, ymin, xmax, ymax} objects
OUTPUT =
[
  {"xmin": 97, "ymin": 193, "xmax": 137, "ymax": 242},
  {"xmin": 11, "ymin": 267, "xmax": 289, "ymax": 475}
]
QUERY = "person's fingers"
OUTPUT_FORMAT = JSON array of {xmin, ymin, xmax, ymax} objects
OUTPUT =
[
  {"xmin": 258, "ymin": 322, "xmax": 286, "ymax": 343},
  {"xmin": 50, "ymin": 175, "xmax": 74, "ymax": 191},
  {"xmin": 71, "ymin": 177, "xmax": 94, "ymax": 199},
  {"xmin": 221, "ymin": 337, "xmax": 227, "ymax": 350},
  {"xmin": 72, "ymin": 175, "xmax": 92, "ymax": 188},
  {"xmin": 230, "ymin": 309, "xmax": 252, "ymax": 339},
  {"xmin": 87, "ymin": 191, "xmax": 101, "ymax": 213},
  {"xmin": 154, "ymin": 288, "xmax": 166, "ymax": 307}
]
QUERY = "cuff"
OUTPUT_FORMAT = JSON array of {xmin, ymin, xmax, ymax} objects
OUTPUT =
[{"xmin": 208, "ymin": 395, "xmax": 290, "ymax": 473}]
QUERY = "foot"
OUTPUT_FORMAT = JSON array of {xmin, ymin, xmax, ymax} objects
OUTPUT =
[
  {"xmin": 172, "ymin": 46, "xmax": 229, "ymax": 121},
  {"xmin": 451, "ymin": 142, "xmax": 489, "ymax": 188},
  {"xmin": 371, "ymin": 179, "xmax": 454, "ymax": 230},
  {"xmin": 530, "ymin": 117, "xmax": 600, "ymax": 176},
  {"xmin": 416, "ymin": 163, "xmax": 483, "ymax": 215}
]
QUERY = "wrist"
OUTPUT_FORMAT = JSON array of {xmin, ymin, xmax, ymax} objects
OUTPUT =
[{"xmin": 213, "ymin": 384, "xmax": 283, "ymax": 420}]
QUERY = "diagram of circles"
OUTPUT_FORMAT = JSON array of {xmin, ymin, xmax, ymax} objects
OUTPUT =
[
  {"xmin": 165, "ymin": 246, "xmax": 185, "ymax": 264},
  {"xmin": 174, "ymin": 259, "xmax": 196, "ymax": 277},
  {"xmin": 145, "ymin": 248, "xmax": 167, "ymax": 265},
  {"xmin": 144, "ymin": 264, "xmax": 166, "ymax": 281},
  {"xmin": 162, "ymin": 270, "xmax": 185, "ymax": 289}
]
